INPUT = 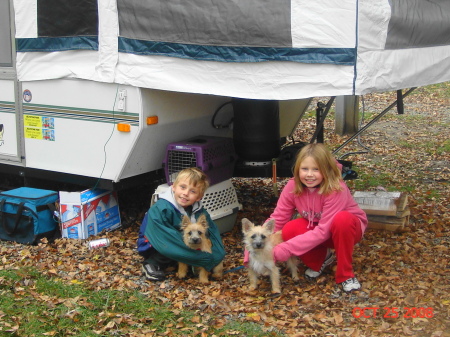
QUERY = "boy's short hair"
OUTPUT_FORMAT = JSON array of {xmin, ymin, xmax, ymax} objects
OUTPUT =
[{"xmin": 173, "ymin": 167, "xmax": 210, "ymax": 195}]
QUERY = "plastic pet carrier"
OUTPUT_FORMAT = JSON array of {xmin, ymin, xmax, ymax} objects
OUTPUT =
[{"xmin": 163, "ymin": 135, "xmax": 236, "ymax": 186}]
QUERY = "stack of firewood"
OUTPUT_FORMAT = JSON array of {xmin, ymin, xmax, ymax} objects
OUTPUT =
[{"xmin": 353, "ymin": 191, "xmax": 409, "ymax": 231}]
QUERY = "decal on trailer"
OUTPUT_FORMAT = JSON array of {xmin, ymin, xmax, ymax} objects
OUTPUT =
[
  {"xmin": 23, "ymin": 90, "xmax": 32, "ymax": 102},
  {"xmin": 24, "ymin": 115, "xmax": 55, "ymax": 141},
  {"xmin": 0, "ymin": 101, "xmax": 18, "ymax": 154}
]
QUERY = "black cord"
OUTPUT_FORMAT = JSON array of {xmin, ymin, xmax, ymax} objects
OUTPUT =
[
  {"xmin": 211, "ymin": 100, "xmax": 233, "ymax": 129},
  {"xmin": 90, "ymin": 85, "xmax": 119, "ymax": 192}
]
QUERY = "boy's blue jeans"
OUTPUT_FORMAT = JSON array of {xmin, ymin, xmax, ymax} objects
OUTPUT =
[{"xmin": 143, "ymin": 247, "xmax": 175, "ymax": 268}]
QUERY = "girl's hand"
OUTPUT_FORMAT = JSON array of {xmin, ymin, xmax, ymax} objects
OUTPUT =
[
  {"xmin": 273, "ymin": 243, "xmax": 291, "ymax": 262},
  {"xmin": 243, "ymin": 248, "xmax": 249, "ymax": 266}
]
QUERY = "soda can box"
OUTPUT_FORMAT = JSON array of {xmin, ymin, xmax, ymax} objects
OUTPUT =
[
  {"xmin": 60, "ymin": 204, "xmax": 84, "ymax": 239},
  {"xmin": 59, "ymin": 189, "xmax": 121, "ymax": 239}
]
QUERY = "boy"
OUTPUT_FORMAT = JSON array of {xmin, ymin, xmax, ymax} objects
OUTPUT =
[{"xmin": 137, "ymin": 167, "xmax": 226, "ymax": 281}]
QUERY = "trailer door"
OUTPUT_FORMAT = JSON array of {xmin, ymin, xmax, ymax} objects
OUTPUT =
[{"xmin": 0, "ymin": 0, "xmax": 23, "ymax": 164}]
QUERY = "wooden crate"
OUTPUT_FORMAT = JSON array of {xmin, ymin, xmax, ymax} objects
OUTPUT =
[{"xmin": 353, "ymin": 191, "xmax": 410, "ymax": 231}]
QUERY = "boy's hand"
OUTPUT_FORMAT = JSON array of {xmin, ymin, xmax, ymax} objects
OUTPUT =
[{"xmin": 273, "ymin": 243, "xmax": 291, "ymax": 262}]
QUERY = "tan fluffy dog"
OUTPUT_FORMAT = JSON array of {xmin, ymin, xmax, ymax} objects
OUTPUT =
[
  {"xmin": 242, "ymin": 218, "xmax": 299, "ymax": 294},
  {"xmin": 178, "ymin": 214, "xmax": 223, "ymax": 283}
]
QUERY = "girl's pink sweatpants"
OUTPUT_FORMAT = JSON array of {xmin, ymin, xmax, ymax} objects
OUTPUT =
[{"xmin": 282, "ymin": 211, "xmax": 362, "ymax": 283}]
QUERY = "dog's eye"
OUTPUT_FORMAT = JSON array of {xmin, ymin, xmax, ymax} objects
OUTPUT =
[
  {"xmin": 188, "ymin": 231, "xmax": 192, "ymax": 235},
  {"xmin": 198, "ymin": 231, "xmax": 203, "ymax": 236},
  {"xmin": 261, "ymin": 235, "xmax": 266, "ymax": 239},
  {"xmin": 251, "ymin": 234, "xmax": 256, "ymax": 239}
]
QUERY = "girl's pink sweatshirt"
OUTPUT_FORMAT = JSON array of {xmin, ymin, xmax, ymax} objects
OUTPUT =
[{"xmin": 269, "ymin": 178, "xmax": 368, "ymax": 258}]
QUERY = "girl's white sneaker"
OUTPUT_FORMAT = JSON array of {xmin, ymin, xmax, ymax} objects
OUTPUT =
[
  {"xmin": 304, "ymin": 249, "xmax": 335, "ymax": 279},
  {"xmin": 341, "ymin": 277, "xmax": 361, "ymax": 292}
]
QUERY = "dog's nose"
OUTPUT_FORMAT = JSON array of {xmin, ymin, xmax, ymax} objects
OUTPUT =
[{"xmin": 192, "ymin": 238, "xmax": 200, "ymax": 244}]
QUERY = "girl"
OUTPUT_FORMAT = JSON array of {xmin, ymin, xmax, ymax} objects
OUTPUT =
[{"xmin": 270, "ymin": 143, "xmax": 367, "ymax": 292}]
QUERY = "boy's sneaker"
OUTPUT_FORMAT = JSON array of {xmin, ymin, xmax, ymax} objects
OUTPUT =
[
  {"xmin": 341, "ymin": 277, "xmax": 361, "ymax": 292},
  {"xmin": 142, "ymin": 263, "xmax": 165, "ymax": 281},
  {"xmin": 305, "ymin": 249, "xmax": 335, "ymax": 279}
]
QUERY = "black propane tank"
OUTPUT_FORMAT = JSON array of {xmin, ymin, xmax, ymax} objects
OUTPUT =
[{"xmin": 232, "ymin": 98, "xmax": 280, "ymax": 162}]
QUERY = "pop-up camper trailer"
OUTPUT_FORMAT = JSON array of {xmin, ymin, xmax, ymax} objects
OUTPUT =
[{"xmin": 1, "ymin": 0, "xmax": 449, "ymax": 189}]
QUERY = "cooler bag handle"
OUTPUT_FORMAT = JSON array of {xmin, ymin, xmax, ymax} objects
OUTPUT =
[
  {"xmin": 36, "ymin": 202, "xmax": 57, "ymax": 213},
  {"xmin": 0, "ymin": 199, "xmax": 26, "ymax": 235}
]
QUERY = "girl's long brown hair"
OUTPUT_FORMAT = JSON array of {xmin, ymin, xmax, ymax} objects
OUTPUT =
[{"xmin": 293, "ymin": 143, "xmax": 343, "ymax": 195}]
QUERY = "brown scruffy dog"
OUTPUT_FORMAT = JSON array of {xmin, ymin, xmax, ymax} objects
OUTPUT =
[
  {"xmin": 242, "ymin": 218, "xmax": 299, "ymax": 294},
  {"xmin": 178, "ymin": 214, "xmax": 224, "ymax": 283}
]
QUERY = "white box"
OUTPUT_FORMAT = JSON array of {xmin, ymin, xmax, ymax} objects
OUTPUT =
[
  {"xmin": 152, "ymin": 179, "xmax": 242, "ymax": 233},
  {"xmin": 59, "ymin": 189, "xmax": 121, "ymax": 239}
]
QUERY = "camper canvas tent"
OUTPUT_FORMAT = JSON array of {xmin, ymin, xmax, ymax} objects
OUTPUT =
[
  {"xmin": 1, "ymin": 0, "xmax": 449, "ymax": 188},
  {"xmin": 13, "ymin": 0, "xmax": 450, "ymax": 100}
]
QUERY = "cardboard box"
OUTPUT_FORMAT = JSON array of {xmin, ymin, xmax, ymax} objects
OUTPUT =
[{"xmin": 59, "ymin": 189, "xmax": 121, "ymax": 239}]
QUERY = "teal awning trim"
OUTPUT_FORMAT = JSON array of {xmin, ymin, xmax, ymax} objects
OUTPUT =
[
  {"xmin": 118, "ymin": 37, "xmax": 356, "ymax": 65},
  {"xmin": 16, "ymin": 36, "xmax": 98, "ymax": 52}
]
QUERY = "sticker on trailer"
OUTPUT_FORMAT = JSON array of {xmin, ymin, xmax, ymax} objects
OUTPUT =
[
  {"xmin": 24, "ymin": 115, "xmax": 55, "ymax": 141},
  {"xmin": 24, "ymin": 115, "xmax": 42, "ymax": 127},
  {"xmin": 23, "ymin": 89, "xmax": 32, "ymax": 102}
]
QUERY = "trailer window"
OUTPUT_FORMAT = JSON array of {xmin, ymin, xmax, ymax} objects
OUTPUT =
[{"xmin": 0, "ymin": 1, "xmax": 13, "ymax": 67}]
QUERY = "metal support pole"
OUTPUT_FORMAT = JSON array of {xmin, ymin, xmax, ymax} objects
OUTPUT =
[
  {"xmin": 310, "ymin": 97, "xmax": 335, "ymax": 144},
  {"xmin": 316, "ymin": 102, "xmax": 324, "ymax": 143},
  {"xmin": 397, "ymin": 90, "xmax": 404, "ymax": 114},
  {"xmin": 332, "ymin": 87, "xmax": 416, "ymax": 155}
]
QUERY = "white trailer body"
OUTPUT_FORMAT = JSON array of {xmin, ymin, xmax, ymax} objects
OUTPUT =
[{"xmin": 0, "ymin": 75, "xmax": 309, "ymax": 188}]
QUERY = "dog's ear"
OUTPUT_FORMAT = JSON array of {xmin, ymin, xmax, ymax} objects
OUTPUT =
[
  {"xmin": 181, "ymin": 215, "xmax": 191, "ymax": 229},
  {"xmin": 198, "ymin": 214, "xmax": 209, "ymax": 229},
  {"xmin": 263, "ymin": 219, "xmax": 275, "ymax": 233},
  {"xmin": 241, "ymin": 218, "xmax": 254, "ymax": 233}
]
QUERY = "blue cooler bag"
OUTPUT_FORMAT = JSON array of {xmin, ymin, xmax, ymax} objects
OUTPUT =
[{"xmin": 0, "ymin": 187, "xmax": 59, "ymax": 244}]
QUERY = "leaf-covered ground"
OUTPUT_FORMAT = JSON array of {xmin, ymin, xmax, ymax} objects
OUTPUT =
[{"xmin": 1, "ymin": 85, "xmax": 449, "ymax": 336}]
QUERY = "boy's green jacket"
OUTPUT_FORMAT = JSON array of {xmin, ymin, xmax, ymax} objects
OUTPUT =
[{"xmin": 144, "ymin": 188, "xmax": 226, "ymax": 271}]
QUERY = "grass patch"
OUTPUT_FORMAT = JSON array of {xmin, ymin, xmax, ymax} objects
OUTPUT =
[
  {"xmin": 415, "ymin": 82, "xmax": 450, "ymax": 98},
  {"xmin": 398, "ymin": 139, "xmax": 450, "ymax": 156},
  {"xmin": 358, "ymin": 110, "xmax": 379, "ymax": 121},
  {"xmin": 423, "ymin": 189, "xmax": 442, "ymax": 201},
  {"xmin": 0, "ymin": 267, "xmax": 273, "ymax": 337},
  {"xmin": 348, "ymin": 164, "xmax": 392, "ymax": 191},
  {"xmin": 397, "ymin": 140, "xmax": 416, "ymax": 149},
  {"xmin": 436, "ymin": 139, "xmax": 450, "ymax": 155}
]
